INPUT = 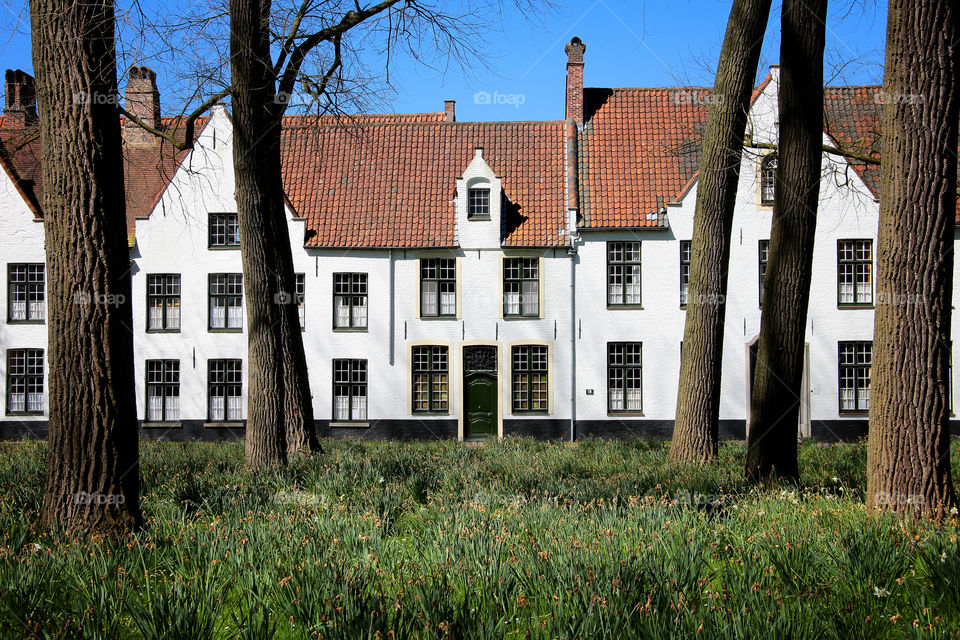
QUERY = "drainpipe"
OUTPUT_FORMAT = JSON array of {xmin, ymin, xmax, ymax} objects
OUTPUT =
[
  {"xmin": 389, "ymin": 249, "xmax": 395, "ymax": 365},
  {"xmin": 565, "ymin": 117, "xmax": 580, "ymax": 442}
]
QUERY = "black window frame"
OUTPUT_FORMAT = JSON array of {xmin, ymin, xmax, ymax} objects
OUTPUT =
[
  {"xmin": 7, "ymin": 263, "xmax": 45, "ymax": 323},
  {"xmin": 420, "ymin": 258, "xmax": 456, "ymax": 318},
  {"xmin": 145, "ymin": 359, "xmax": 180, "ymax": 422},
  {"xmin": 208, "ymin": 212, "xmax": 240, "ymax": 248},
  {"xmin": 412, "ymin": 345, "xmax": 449, "ymax": 414},
  {"xmin": 607, "ymin": 342, "xmax": 642, "ymax": 414},
  {"xmin": 837, "ymin": 239, "xmax": 873, "ymax": 306},
  {"xmin": 758, "ymin": 239, "xmax": 770, "ymax": 308},
  {"xmin": 333, "ymin": 272, "xmax": 368, "ymax": 330},
  {"xmin": 679, "ymin": 240, "xmax": 691, "ymax": 308},
  {"xmin": 838, "ymin": 341, "xmax": 872, "ymax": 414},
  {"xmin": 511, "ymin": 344, "xmax": 549, "ymax": 413},
  {"xmin": 467, "ymin": 187, "xmax": 491, "ymax": 219},
  {"xmin": 208, "ymin": 273, "xmax": 243, "ymax": 330},
  {"xmin": 6, "ymin": 348, "xmax": 44, "ymax": 415},
  {"xmin": 146, "ymin": 273, "xmax": 181, "ymax": 332},
  {"xmin": 295, "ymin": 273, "xmax": 305, "ymax": 330},
  {"xmin": 333, "ymin": 358, "xmax": 368, "ymax": 422},
  {"xmin": 760, "ymin": 154, "xmax": 777, "ymax": 205},
  {"xmin": 606, "ymin": 241, "xmax": 642, "ymax": 307},
  {"xmin": 503, "ymin": 257, "xmax": 540, "ymax": 318},
  {"xmin": 208, "ymin": 358, "xmax": 243, "ymax": 422}
]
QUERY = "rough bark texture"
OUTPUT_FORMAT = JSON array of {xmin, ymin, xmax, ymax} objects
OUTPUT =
[
  {"xmin": 32, "ymin": 0, "xmax": 142, "ymax": 534},
  {"xmin": 670, "ymin": 0, "xmax": 772, "ymax": 463},
  {"xmin": 231, "ymin": 0, "xmax": 321, "ymax": 468},
  {"xmin": 866, "ymin": 0, "xmax": 959, "ymax": 516},
  {"xmin": 744, "ymin": 0, "xmax": 827, "ymax": 483}
]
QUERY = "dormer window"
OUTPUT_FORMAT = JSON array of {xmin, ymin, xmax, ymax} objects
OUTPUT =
[
  {"xmin": 760, "ymin": 154, "xmax": 777, "ymax": 205},
  {"xmin": 468, "ymin": 187, "xmax": 490, "ymax": 219}
]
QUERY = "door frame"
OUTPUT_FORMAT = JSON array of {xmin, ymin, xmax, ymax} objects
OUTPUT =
[
  {"xmin": 745, "ymin": 336, "xmax": 811, "ymax": 438},
  {"xmin": 458, "ymin": 340, "xmax": 502, "ymax": 441}
]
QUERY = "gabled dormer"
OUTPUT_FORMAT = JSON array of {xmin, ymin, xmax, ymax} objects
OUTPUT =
[{"xmin": 455, "ymin": 147, "xmax": 503, "ymax": 249}]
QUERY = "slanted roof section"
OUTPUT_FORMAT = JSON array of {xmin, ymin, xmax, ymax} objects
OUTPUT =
[
  {"xmin": 579, "ymin": 87, "xmax": 709, "ymax": 228},
  {"xmin": 281, "ymin": 115, "xmax": 567, "ymax": 247},
  {"xmin": 823, "ymin": 86, "xmax": 882, "ymax": 196}
]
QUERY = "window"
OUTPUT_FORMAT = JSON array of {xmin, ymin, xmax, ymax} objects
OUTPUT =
[
  {"xmin": 607, "ymin": 242, "xmax": 641, "ymax": 306},
  {"xmin": 333, "ymin": 359, "xmax": 367, "ymax": 421},
  {"xmin": 209, "ymin": 274, "xmax": 243, "ymax": 330},
  {"xmin": 758, "ymin": 240, "xmax": 770, "ymax": 307},
  {"xmin": 146, "ymin": 274, "xmax": 181, "ymax": 331},
  {"xmin": 333, "ymin": 273, "xmax": 367, "ymax": 329},
  {"xmin": 145, "ymin": 360, "xmax": 179, "ymax": 421},
  {"xmin": 6, "ymin": 349, "xmax": 43, "ymax": 414},
  {"xmin": 760, "ymin": 154, "xmax": 777, "ymax": 205},
  {"xmin": 839, "ymin": 341, "xmax": 872, "ymax": 413},
  {"xmin": 504, "ymin": 257, "xmax": 540, "ymax": 317},
  {"xmin": 838, "ymin": 240, "xmax": 873, "ymax": 305},
  {"xmin": 512, "ymin": 345, "xmax": 548, "ymax": 413},
  {"xmin": 8, "ymin": 264, "xmax": 44, "ymax": 322},
  {"xmin": 679, "ymin": 241, "xmax": 691, "ymax": 307},
  {"xmin": 208, "ymin": 359, "xmax": 242, "ymax": 421},
  {"xmin": 420, "ymin": 259, "xmax": 456, "ymax": 317},
  {"xmin": 295, "ymin": 273, "xmax": 305, "ymax": 330},
  {"xmin": 468, "ymin": 187, "xmax": 490, "ymax": 219},
  {"xmin": 608, "ymin": 343, "xmax": 642, "ymax": 413},
  {"xmin": 412, "ymin": 346, "xmax": 448, "ymax": 413},
  {"xmin": 208, "ymin": 213, "xmax": 239, "ymax": 247}
]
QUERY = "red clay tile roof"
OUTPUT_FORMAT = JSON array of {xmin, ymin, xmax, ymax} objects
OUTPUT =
[
  {"xmin": 579, "ymin": 87, "xmax": 710, "ymax": 228},
  {"xmin": 0, "ymin": 116, "xmax": 206, "ymax": 244},
  {"xmin": 822, "ymin": 86, "xmax": 882, "ymax": 196},
  {"xmin": 281, "ymin": 116, "xmax": 568, "ymax": 247}
]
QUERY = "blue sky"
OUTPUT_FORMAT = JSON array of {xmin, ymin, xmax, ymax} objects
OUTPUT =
[{"xmin": 0, "ymin": 0, "xmax": 887, "ymax": 121}]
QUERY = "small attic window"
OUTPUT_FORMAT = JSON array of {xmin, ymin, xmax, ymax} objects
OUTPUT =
[
  {"xmin": 760, "ymin": 154, "xmax": 777, "ymax": 205},
  {"xmin": 468, "ymin": 187, "xmax": 490, "ymax": 219}
]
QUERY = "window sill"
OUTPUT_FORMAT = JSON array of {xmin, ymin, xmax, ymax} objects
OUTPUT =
[
  {"xmin": 329, "ymin": 421, "xmax": 369, "ymax": 428},
  {"xmin": 141, "ymin": 421, "xmax": 182, "ymax": 428},
  {"xmin": 838, "ymin": 412, "xmax": 868, "ymax": 417},
  {"xmin": 757, "ymin": 203, "xmax": 774, "ymax": 209},
  {"xmin": 5, "ymin": 412, "xmax": 43, "ymax": 417},
  {"xmin": 208, "ymin": 328, "xmax": 243, "ymax": 333},
  {"xmin": 207, "ymin": 245, "xmax": 241, "ymax": 250},
  {"xmin": 512, "ymin": 411, "xmax": 550, "ymax": 416},
  {"xmin": 204, "ymin": 421, "xmax": 244, "ymax": 427},
  {"xmin": 6, "ymin": 319, "xmax": 45, "ymax": 325},
  {"xmin": 467, "ymin": 215, "xmax": 491, "ymax": 221},
  {"xmin": 837, "ymin": 305, "xmax": 874, "ymax": 310},
  {"xmin": 146, "ymin": 329, "xmax": 181, "ymax": 334},
  {"xmin": 608, "ymin": 412, "xmax": 644, "ymax": 417},
  {"xmin": 412, "ymin": 412, "xmax": 452, "ymax": 417},
  {"xmin": 607, "ymin": 305, "xmax": 643, "ymax": 311},
  {"xmin": 332, "ymin": 327, "xmax": 368, "ymax": 332},
  {"xmin": 503, "ymin": 315, "xmax": 542, "ymax": 321},
  {"xmin": 418, "ymin": 316, "xmax": 458, "ymax": 321}
]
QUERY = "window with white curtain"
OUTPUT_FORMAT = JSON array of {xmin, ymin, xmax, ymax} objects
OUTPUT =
[
  {"xmin": 333, "ymin": 359, "xmax": 367, "ymax": 421},
  {"xmin": 608, "ymin": 343, "xmax": 642, "ymax": 413},
  {"xmin": 503, "ymin": 257, "xmax": 539, "ymax": 317},
  {"xmin": 607, "ymin": 242, "xmax": 641, "ymax": 306},
  {"xmin": 333, "ymin": 273, "xmax": 367, "ymax": 329},
  {"xmin": 7, "ymin": 349, "xmax": 44, "ymax": 414},
  {"xmin": 208, "ymin": 359, "xmax": 243, "ymax": 421},
  {"xmin": 420, "ymin": 259, "xmax": 456, "ymax": 317},
  {"xmin": 146, "ymin": 359, "xmax": 179, "ymax": 421},
  {"xmin": 837, "ymin": 240, "xmax": 873, "ymax": 306}
]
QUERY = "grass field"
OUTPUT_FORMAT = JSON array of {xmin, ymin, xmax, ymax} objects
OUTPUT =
[{"xmin": 1, "ymin": 437, "xmax": 959, "ymax": 639}]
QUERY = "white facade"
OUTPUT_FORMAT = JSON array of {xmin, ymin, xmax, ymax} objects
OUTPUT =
[{"xmin": 1, "ymin": 71, "xmax": 957, "ymax": 441}]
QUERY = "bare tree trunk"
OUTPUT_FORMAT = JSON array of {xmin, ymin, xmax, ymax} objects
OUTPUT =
[
  {"xmin": 866, "ymin": 0, "xmax": 959, "ymax": 516},
  {"xmin": 231, "ymin": 0, "xmax": 321, "ymax": 468},
  {"xmin": 32, "ymin": 0, "xmax": 142, "ymax": 534},
  {"xmin": 670, "ymin": 0, "xmax": 772, "ymax": 463},
  {"xmin": 744, "ymin": 0, "xmax": 827, "ymax": 483}
]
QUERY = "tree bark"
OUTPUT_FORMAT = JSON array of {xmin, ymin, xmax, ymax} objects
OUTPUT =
[
  {"xmin": 32, "ymin": 0, "xmax": 142, "ymax": 534},
  {"xmin": 866, "ymin": 0, "xmax": 959, "ymax": 516},
  {"xmin": 231, "ymin": 0, "xmax": 321, "ymax": 468},
  {"xmin": 670, "ymin": 0, "xmax": 772, "ymax": 463},
  {"xmin": 744, "ymin": 0, "xmax": 827, "ymax": 483}
]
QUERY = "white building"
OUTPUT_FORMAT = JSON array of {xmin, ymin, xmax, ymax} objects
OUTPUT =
[{"xmin": 0, "ymin": 42, "xmax": 956, "ymax": 442}]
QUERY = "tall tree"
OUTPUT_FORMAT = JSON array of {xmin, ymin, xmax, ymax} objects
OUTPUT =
[
  {"xmin": 670, "ymin": 0, "xmax": 772, "ymax": 463},
  {"xmin": 866, "ymin": 0, "xmax": 959, "ymax": 516},
  {"xmin": 744, "ymin": 0, "xmax": 828, "ymax": 483},
  {"xmin": 32, "ymin": 0, "xmax": 142, "ymax": 533}
]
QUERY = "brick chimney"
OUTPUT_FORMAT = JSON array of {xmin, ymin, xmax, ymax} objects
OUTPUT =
[
  {"xmin": 124, "ymin": 66, "xmax": 161, "ymax": 146},
  {"xmin": 444, "ymin": 99, "xmax": 456, "ymax": 123},
  {"xmin": 4, "ymin": 70, "xmax": 37, "ymax": 128},
  {"xmin": 564, "ymin": 37, "xmax": 586, "ymax": 125}
]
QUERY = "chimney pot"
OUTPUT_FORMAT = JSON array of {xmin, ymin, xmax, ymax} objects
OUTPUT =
[
  {"xmin": 3, "ymin": 69, "xmax": 37, "ymax": 128},
  {"xmin": 444, "ymin": 99, "xmax": 456, "ymax": 122},
  {"xmin": 564, "ymin": 37, "xmax": 586, "ymax": 125},
  {"xmin": 124, "ymin": 65, "xmax": 161, "ymax": 146}
]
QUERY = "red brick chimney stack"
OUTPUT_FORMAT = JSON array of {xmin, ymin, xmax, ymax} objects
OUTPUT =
[
  {"xmin": 124, "ymin": 66, "xmax": 161, "ymax": 146},
  {"xmin": 444, "ymin": 99, "xmax": 456, "ymax": 123},
  {"xmin": 3, "ymin": 70, "xmax": 37, "ymax": 128},
  {"xmin": 564, "ymin": 37, "xmax": 586, "ymax": 125}
]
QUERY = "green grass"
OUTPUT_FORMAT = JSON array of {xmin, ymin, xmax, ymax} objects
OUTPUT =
[{"xmin": 1, "ymin": 437, "xmax": 959, "ymax": 639}]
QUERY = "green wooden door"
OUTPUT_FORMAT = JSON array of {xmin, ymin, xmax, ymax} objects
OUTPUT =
[{"xmin": 464, "ymin": 345, "xmax": 498, "ymax": 440}]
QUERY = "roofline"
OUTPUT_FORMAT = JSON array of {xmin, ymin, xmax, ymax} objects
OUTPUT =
[
  {"xmin": 0, "ymin": 137, "xmax": 42, "ymax": 218},
  {"xmin": 579, "ymin": 224, "xmax": 669, "ymax": 232}
]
